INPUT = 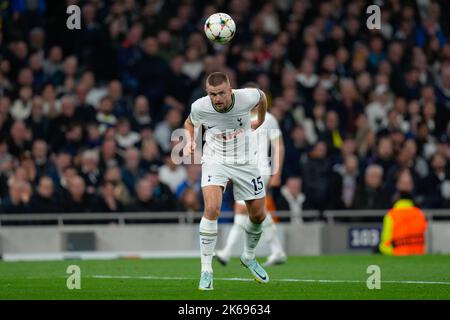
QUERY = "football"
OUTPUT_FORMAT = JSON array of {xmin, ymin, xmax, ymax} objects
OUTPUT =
[{"xmin": 204, "ymin": 12, "xmax": 236, "ymax": 44}]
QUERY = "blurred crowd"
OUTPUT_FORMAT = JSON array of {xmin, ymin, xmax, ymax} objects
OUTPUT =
[{"xmin": 0, "ymin": 0, "xmax": 449, "ymax": 215}]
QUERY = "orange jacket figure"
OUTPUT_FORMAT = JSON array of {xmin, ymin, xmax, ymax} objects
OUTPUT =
[{"xmin": 379, "ymin": 198, "xmax": 427, "ymax": 256}]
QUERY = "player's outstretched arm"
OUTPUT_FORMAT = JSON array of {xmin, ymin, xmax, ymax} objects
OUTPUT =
[{"xmin": 251, "ymin": 89, "xmax": 267, "ymax": 130}]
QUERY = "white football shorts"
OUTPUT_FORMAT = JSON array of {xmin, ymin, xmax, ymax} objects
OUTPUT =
[
  {"xmin": 234, "ymin": 175, "xmax": 270, "ymax": 205},
  {"xmin": 201, "ymin": 162, "xmax": 266, "ymax": 201}
]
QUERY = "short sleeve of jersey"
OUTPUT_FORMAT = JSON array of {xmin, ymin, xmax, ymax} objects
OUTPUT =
[
  {"xmin": 241, "ymin": 88, "xmax": 261, "ymax": 112},
  {"xmin": 189, "ymin": 101, "xmax": 201, "ymax": 127},
  {"xmin": 266, "ymin": 113, "xmax": 282, "ymax": 141}
]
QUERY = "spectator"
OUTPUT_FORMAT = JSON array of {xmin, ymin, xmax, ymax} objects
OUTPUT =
[
  {"xmin": 103, "ymin": 166, "xmax": 131, "ymax": 205},
  {"xmin": 74, "ymin": 82, "xmax": 96, "ymax": 124},
  {"xmin": 154, "ymin": 108, "xmax": 182, "ymax": 153},
  {"xmin": 121, "ymin": 147, "xmax": 145, "ymax": 195},
  {"xmin": 435, "ymin": 66, "xmax": 450, "ymax": 111},
  {"xmin": 179, "ymin": 187, "xmax": 201, "ymax": 212},
  {"xmin": 56, "ymin": 166, "xmax": 78, "ymax": 197},
  {"xmin": 369, "ymin": 136, "xmax": 395, "ymax": 182},
  {"xmin": 146, "ymin": 165, "xmax": 177, "ymax": 211},
  {"xmin": 296, "ymin": 59, "xmax": 319, "ymax": 102},
  {"xmin": 275, "ymin": 176, "xmax": 305, "ymax": 224},
  {"xmin": 0, "ymin": 137, "xmax": 14, "ymax": 177},
  {"xmin": 43, "ymin": 46, "xmax": 64, "ymax": 81},
  {"xmin": 7, "ymin": 120, "xmax": 32, "ymax": 159},
  {"xmin": 31, "ymin": 139, "xmax": 55, "ymax": 178},
  {"xmin": 136, "ymin": 36, "xmax": 171, "ymax": 109},
  {"xmin": 415, "ymin": 120, "xmax": 438, "ymax": 159},
  {"xmin": 283, "ymin": 125, "xmax": 310, "ymax": 179},
  {"xmin": 1, "ymin": 180, "xmax": 32, "ymax": 213},
  {"xmin": 85, "ymin": 122, "xmax": 102, "ymax": 149},
  {"xmin": 84, "ymin": 71, "xmax": 109, "ymax": 107},
  {"xmin": 182, "ymin": 46, "xmax": 203, "ymax": 82},
  {"xmin": 26, "ymin": 95, "xmax": 49, "ymax": 140},
  {"xmin": 131, "ymin": 95, "xmax": 153, "ymax": 131},
  {"xmin": 0, "ymin": 97, "xmax": 13, "ymax": 138},
  {"xmin": 11, "ymin": 86, "xmax": 33, "ymax": 121},
  {"xmin": 30, "ymin": 176, "xmax": 60, "ymax": 213},
  {"xmin": 322, "ymin": 110, "xmax": 344, "ymax": 156},
  {"xmin": 61, "ymin": 122, "xmax": 84, "ymax": 156},
  {"xmin": 99, "ymin": 139, "xmax": 122, "ymax": 173},
  {"xmin": 419, "ymin": 152, "xmax": 450, "ymax": 208},
  {"xmin": 63, "ymin": 175, "xmax": 98, "ymax": 213},
  {"xmin": 366, "ymin": 85, "xmax": 393, "ymax": 132},
  {"xmin": 353, "ymin": 164, "xmax": 390, "ymax": 210},
  {"xmin": 28, "ymin": 27, "xmax": 45, "ymax": 57},
  {"xmin": 116, "ymin": 23, "xmax": 143, "ymax": 94},
  {"xmin": 159, "ymin": 153, "xmax": 187, "ymax": 193},
  {"xmin": 49, "ymin": 150, "xmax": 72, "ymax": 187},
  {"xmin": 46, "ymin": 95, "xmax": 77, "ymax": 150},
  {"xmin": 61, "ymin": 55, "xmax": 79, "ymax": 89},
  {"xmin": 165, "ymin": 54, "xmax": 192, "ymax": 114},
  {"xmin": 79, "ymin": 150, "xmax": 101, "ymax": 195},
  {"xmin": 41, "ymin": 83, "xmax": 61, "ymax": 118},
  {"xmin": 302, "ymin": 141, "xmax": 331, "ymax": 211},
  {"xmin": 333, "ymin": 79, "xmax": 364, "ymax": 135},
  {"xmin": 97, "ymin": 181, "xmax": 125, "ymax": 213},
  {"xmin": 115, "ymin": 118, "xmax": 141, "ymax": 149},
  {"xmin": 355, "ymin": 113, "xmax": 375, "ymax": 159},
  {"xmin": 139, "ymin": 139, "xmax": 162, "ymax": 169},
  {"xmin": 126, "ymin": 178, "xmax": 159, "ymax": 212},
  {"xmin": 96, "ymin": 95, "xmax": 117, "ymax": 134},
  {"xmin": 329, "ymin": 154, "xmax": 360, "ymax": 209},
  {"xmin": 108, "ymin": 80, "xmax": 132, "ymax": 118}
]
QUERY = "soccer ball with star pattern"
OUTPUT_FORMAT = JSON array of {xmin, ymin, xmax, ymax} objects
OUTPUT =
[{"xmin": 204, "ymin": 13, "xmax": 236, "ymax": 44}]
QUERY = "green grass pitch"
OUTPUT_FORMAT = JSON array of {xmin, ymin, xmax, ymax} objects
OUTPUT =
[{"xmin": 1, "ymin": 255, "xmax": 449, "ymax": 300}]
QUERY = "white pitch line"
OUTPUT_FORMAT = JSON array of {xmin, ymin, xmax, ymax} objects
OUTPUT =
[{"xmin": 90, "ymin": 275, "xmax": 450, "ymax": 286}]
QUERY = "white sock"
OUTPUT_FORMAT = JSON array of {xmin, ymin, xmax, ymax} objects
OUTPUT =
[
  {"xmin": 243, "ymin": 217, "xmax": 263, "ymax": 261},
  {"xmin": 263, "ymin": 213, "xmax": 285, "ymax": 256},
  {"xmin": 220, "ymin": 214, "xmax": 247, "ymax": 260},
  {"xmin": 199, "ymin": 217, "xmax": 218, "ymax": 273}
]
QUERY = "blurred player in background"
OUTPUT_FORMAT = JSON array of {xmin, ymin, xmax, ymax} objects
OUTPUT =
[
  {"xmin": 215, "ymin": 82, "xmax": 287, "ymax": 267},
  {"xmin": 184, "ymin": 72, "xmax": 270, "ymax": 290}
]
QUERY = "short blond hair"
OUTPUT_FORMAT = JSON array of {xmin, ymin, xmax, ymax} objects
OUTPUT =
[{"xmin": 206, "ymin": 72, "xmax": 229, "ymax": 86}]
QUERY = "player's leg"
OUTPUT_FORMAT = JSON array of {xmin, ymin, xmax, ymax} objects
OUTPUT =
[
  {"xmin": 240, "ymin": 196, "xmax": 270, "ymax": 283},
  {"xmin": 198, "ymin": 162, "xmax": 229, "ymax": 291},
  {"xmin": 243, "ymin": 197, "xmax": 266, "ymax": 260},
  {"xmin": 215, "ymin": 201, "xmax": 248, "ymax": 265},
  {"xmin": 263, "ymin": 212, "xmax": 287, "ymax": 266},
  {"xmin": 262, "ymin": 175, "xmax": 287, "ymax": 266},
  {"xmin": 198, "ymin": 185, "xmax": 223, "ymax": 290},
  {"xmin": 229, "ymin": 164, "xmax": 269, "ymax": 283}
]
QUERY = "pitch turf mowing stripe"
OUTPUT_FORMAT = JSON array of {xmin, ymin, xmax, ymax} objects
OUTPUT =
[{"xmin": 89, "ymin": 275, "xmax": 450, "ymax": 286}]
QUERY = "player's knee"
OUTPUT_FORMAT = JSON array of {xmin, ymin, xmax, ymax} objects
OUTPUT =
[
  {"xmin": 249, "ymin": 211, "xmax": 266, "ymax": 223},
  {"xmin": 204, "ymin": 204, "xmax": 220, "ymax": 219}
]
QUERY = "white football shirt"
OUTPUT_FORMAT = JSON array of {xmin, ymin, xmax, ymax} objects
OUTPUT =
[{"xmin": 189, "ymin": 88, "xmax": 261, "ymax": 164}]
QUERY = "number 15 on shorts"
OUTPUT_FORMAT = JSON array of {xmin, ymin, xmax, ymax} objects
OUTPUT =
[{"xmin": 251, "ymin": 176, "xmax": 264, "ymax": 195}]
